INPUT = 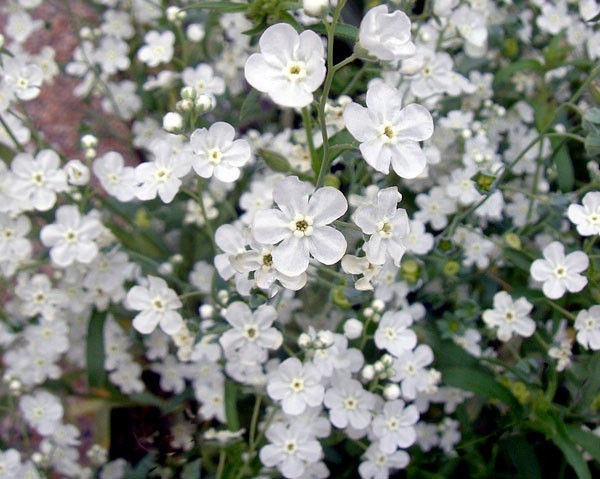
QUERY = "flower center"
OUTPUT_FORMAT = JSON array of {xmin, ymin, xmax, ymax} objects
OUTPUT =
[
  {"xmin": 387, "ymin": 418, "xmax": 399, "ymax": 431},
  {"xmin": 285, "ymin": 61, "xmax": 307, "ymax": 82},
  {"xmin": 244, "ymin": 325, "xmax": 258, "ymax": 341},
  {"xmin": 283, "ymin": 440, "xmax": 297, "ymax": 455},
  {"xmin": 554, "ymin": 266, "xmax": 567, "ymax": 278},
  {"xmin": 504, "ymin": 311, "xmax": 515, "ymax": 323},
  {"xmin": 64, "ymin": 229, "xmax": 78, "ymax": 243},
  {"xmin": 379, "ymin": 122, "xmax": 397, "ymax": 145},
  {"xmin": 384, "ymin": 327, "xmax": 397, "ymax": 340},
  {"xmin": 2, "ymin": 228, "xmax": 14, "ymax": 239},
  {"xmin": 152, "ymin": 297, "xmax": 166, "ymax": 312},
  {"xmin": 291, "ymin": 378, "xmax": 304, "ymax": 392},
  {"xmin": 344, "ymin": 396, "xmax": 358, "ymax": 410},
  {"xmin": 208, "ymin": 148, "xmax": 223, "ymax": 164},
  {"xmin": 377, "ymin": 219, "xmax": 393, "ymax": 239},
  {"xmin": 32, "ymin": 171, "xmax": 45, "ymax": 186},
  {"xmin": 589, "ymin": 214, "xmax": 599, "ymax": 225},
  {"xmin": 261, "ymin": 251, "xmax": 273, "ymax": 268},
  {"xmin": 289, "ymin": 214, "xmax": 313, "ymax": 238},
  {"xmin": 154, "ymin": 167, "xmax": 171, "ymax": 183},
  {"xmin": 108, "ymin": 173, "xmax": 120, "ymax": 185}
]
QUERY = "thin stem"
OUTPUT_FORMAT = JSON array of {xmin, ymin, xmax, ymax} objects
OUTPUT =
[
  {"xmin": 215, "ymin": 449, "xmax": 226, "ymax": 479},
  {"xmin": 302, "ymin": 106, "xmax": 318, "ymax": 173},
  {"xmin": 0, "ymin": 114, "xmax": 25, "ymax": 152},
  {"xmin": 315, "ymin": 0, "xmax": 349, "ymax": 188}
]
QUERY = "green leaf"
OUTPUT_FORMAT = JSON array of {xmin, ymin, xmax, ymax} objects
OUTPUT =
[
  {"xmin": 504, "ymin": 247, "xmax": 533, "ymax": 272},
  {"xmin": 258, "ymin": 148, "xmax": 293, "ymax": 173},
  {"xmin": 442, "ymin": 367, "xmax": 523, "ymax": 414},
  {"xmin": 129, "ymin": 453, "xmax": 158, "ymax": 479},
  {"xmin": 308, "ymin": 22, "xmax": 358, "ymax": 42},
  {"xmin": 567, "ymin": 425, "xmax": 600, "ymax": 465},
  {"xmin": 224, "ymin": 379, "xmax": 240, "ymax": 431},
  {"xmin": 573, "ymin": 352, "xmax": 600, "ymax": 414},
  {"xmin": 182, "ymin": 458, "xmax": 202, "ymax": 479},
  {"xmin": 257, "ymin": 149, "xmax": 312, "ymax": 180},
  {"xmin": 544, "ymin": 34, "xmax": 572, "ymax": 70},
  {"xmin": 493, "ymin": 59, "xmax": 542, "ymax": 87},
  {"xmin": 551, "ymin": 140, "xmax": 574, "ymax": 192},
  {"xmin": 585, "ymin": 134, "xmax": 600, "ymax": 157},
  {"xmin": 500, "ymin": 435, "xmax": 542, "ymax": 479},
  {"xmin": 239, "ymin": 88, "xmax": 261, "ymax": 123},
  {"xmin": 583, "ymin": 108, "xmax": 600, "ymax": 131},
  {"xmin": 550, "ymin": 418, "xmax": 592, "ymax": 479},
  {"xmin": 86, "ymin": 310, "xmax": 107, "ymax": 389}
]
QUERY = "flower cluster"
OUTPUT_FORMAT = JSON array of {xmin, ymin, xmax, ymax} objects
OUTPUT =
[{"xmin": 0, "ymin": 0, "xmax": 599, "ymax": 478}]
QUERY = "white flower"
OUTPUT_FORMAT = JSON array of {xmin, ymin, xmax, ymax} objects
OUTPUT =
[
  {"xmin": 530, "ymin": 241, "xmax": 589, "ymax": 300},
  {"xmin": 190, "ymin": 122, "xmax": 251, "ymax": 182},
  {"xmin": 266, "ymin": 357, "xmax": 324, "ymax": 416},
  {"xmin": 219, "ymin": 302, "xmax": 283, "ymax": 362},
  {"xmin": 244, "ymin": 23, "xmax": 326, "ymax": 108},
  {"xmin": 353, "ymin": 187, "xmax": 410, "ymax": 266},
  {"xmin": 575, "ymin": 306, "xmax": 600, "ymax": 351},
  {"xmin": 344, "ymin": 83, "xmax": 433, "ymax": 178},
  {"xmin": 358, "ymin": 442, "xmax": 409, "ymax": 479},
  {"xmin": 374, "ymin": 311, "xmax": 417, "ymax": 357},
  {"xmin": 358, "ymin": 5, "xmax": 416, "ymax": 63},
  {"xmin": 482, "ymin": 291, "xmax": 535, "ymax": 342},
  {"xmin": 9, "ymin": 149, "xmax": 67, "ymax": 211},
  {"xmin": 567, "ymin": 191, "xmax": 600, "ymax": 236},
  {"xmin": 135, "ymin": 140, "xmax": 191, "ymax": 203},
  {"xmin": 137, "ymin": 30, "xmax": 175, "ymax": 67},
  {"xmin": 93, "ymin": 151, "xmax": 138, "ymax": 201},
  {"xmin": 253, "ymin": 176, "xmax": 348, "ymax": 277},
  {"xmin": 371, "ymin": 400, "xmax": 419, "ymax": 454},
  {"xmin": 0, "ymin": 449, "xmax": 21, "ymax": 479},
  {"xmin": 126, "ymin": 276, "xmax": 183, "ymax": 335},
  {"xmin": 391, "ymin": 345, "xmax": 434, "ymax": 400},
  {"xmin": 19, "ymin": 390, "xmax": 63, "ymax": 436},
  {"xmin": 40, "ymin": 205, "xmax": 101, "ymax": 267},
  {"xmin": 324, "ymin": 377, "xmax": 375, "ymax": 430},
  {"xmin": 259, "ymin": 422, "xmax": 322, "ymax": 479}
]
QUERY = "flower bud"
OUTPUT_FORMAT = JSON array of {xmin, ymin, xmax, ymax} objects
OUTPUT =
[
  {"xmin": 81, "ymin": 134, "xmax": 98, "ymax": 149},
  {"xmin": 195, "ymin": 94, "xmax": 216, "ymax": 114},
  {"xmin": 383, "ymin": 383, "xmax": 401, "ymax": 400},
  {"xmin": 303, "ymin": 0, "xmax": 329, "ymax": 17},
  {"xmin": 187, "ymin": 24, "xmax": 205, "ymax": 42},
  {"xmin": 361, "ymin": 365, "xmax": 375, "ymax": 381},
  {"xmin": 163, "ymin": 112, "xmax": 183, "ymax": 133},
  {"xmin": 343, "ymin": 318, "xmax": 363, "ymax": 339}
]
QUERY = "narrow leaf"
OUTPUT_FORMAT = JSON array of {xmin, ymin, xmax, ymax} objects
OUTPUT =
[
  {"xmin": 501, "ymin": 435, "xmax": 542, "ymax": 479},
  {"xmin": 239, "ymin": 88, "xmax": 261, "ymax": 123},
  {"xmin": 86, "ymin": 310, "xmax": 107, "ymax": 389},
  {"xmin": 442, "ymin": 367, "xmax": 523, "ymax": 414},
  {"xmin": 182, "ymin": 458, "xmax": 202, "ymax": 479},
  {"xmin": 224, "ymin": 379, "xmax": 240, "ymax": 431},
  {"xmin": 551, "ymin": 140, "xmax": 575, "ymax": 192},
  {"xmin": 504, "ymin": 247, "xmax": 533, "ymax": 272},
  {"xmin": 567, "ymin": 425, "xmax": 600, "ymax": 465}
]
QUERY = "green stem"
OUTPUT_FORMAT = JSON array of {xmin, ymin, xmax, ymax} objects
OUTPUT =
[
  {"xmin": 315, "ymin": 0, "xmax": 349, "ymax": 188},
  {"xmin": 302, "ymin": 106, "xmax": 318, "ymax": 174},
  {"xmin": 0, "ymin": 114, "xmax": 25, "ymax": 152}
]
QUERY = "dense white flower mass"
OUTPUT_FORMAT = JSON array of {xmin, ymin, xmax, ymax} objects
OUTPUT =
[
  {"xmin": 244, "ymin": 23, "xmax": 326, "ymax": 108},
  {"xmin": 1, "ymin": 0, "xmax": 599, "ymax": 477}
]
